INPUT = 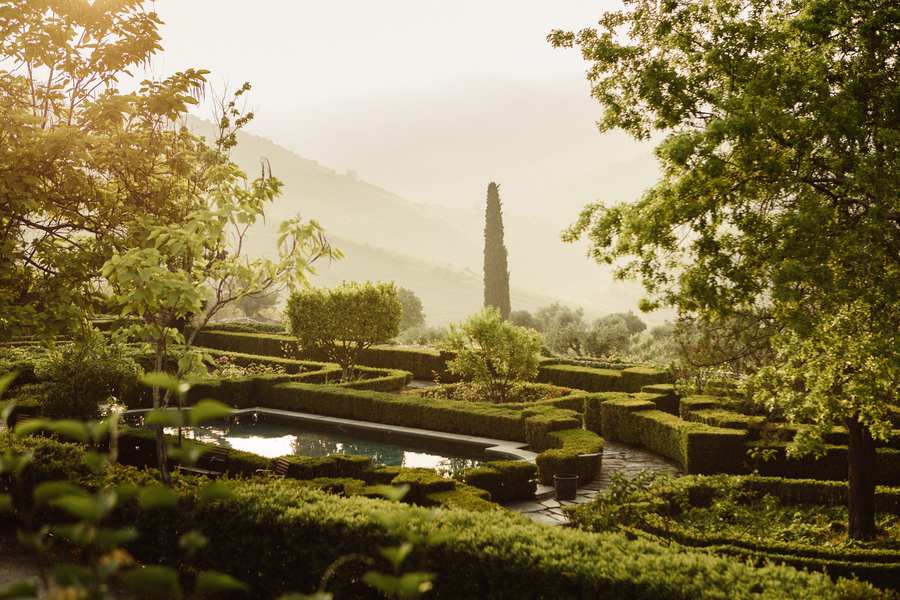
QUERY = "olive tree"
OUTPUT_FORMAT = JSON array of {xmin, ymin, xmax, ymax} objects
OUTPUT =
[
  {"xmin": 552, "ymin": 0, "xmax": 899, "ymax": 538},
  {"xmin": 286, "ymin": 282, "xmax": 402, "ymax": 380},
  {"xmin": 444, "ymin": 308, "xmax": 542, "ymax": 403}
]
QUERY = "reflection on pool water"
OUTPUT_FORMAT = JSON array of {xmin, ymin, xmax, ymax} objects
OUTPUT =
[{"xmin": 158, "ymin": 417, "xmax": 484, "ymax": 476}]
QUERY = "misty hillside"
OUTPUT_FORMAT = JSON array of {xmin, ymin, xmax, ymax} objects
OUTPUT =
[{"xmin": 187, "ymin": 118, "xmax": 658, "ymax": 325}]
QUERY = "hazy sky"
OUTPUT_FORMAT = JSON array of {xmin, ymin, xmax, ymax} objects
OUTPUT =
[{"xmin": 149, "ymin": 1, "xmax": 658, "ymax": 224}]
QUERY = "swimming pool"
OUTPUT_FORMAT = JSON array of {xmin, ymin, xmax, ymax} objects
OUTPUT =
[{"xmin": 124, "ymin": 409, "xmax": 526, "ymax": 476}]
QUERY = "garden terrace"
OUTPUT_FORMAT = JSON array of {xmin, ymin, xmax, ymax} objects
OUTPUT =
[
  {"xmin": 123, "ymin": 379, "xmax": 606, "ymax": 489},
  {"xmin": 0, "ymin": 435, "xmax": 879, "ymax": 600},
  {"xmin": 193, "ymin": 328, "xmax": 674, "ymax": 391},
  {"xmin": 567, "ymin": 474, "xmax": 900, "ymax": 589},
  {"xmin": 592, "ymin": 390, "xmax": 900, "ymax": 484}
]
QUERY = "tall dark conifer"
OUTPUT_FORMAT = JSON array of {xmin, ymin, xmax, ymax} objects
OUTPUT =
[{"xmin": 483, "ymin": 182, "xmax": 511, "ymax": 319}]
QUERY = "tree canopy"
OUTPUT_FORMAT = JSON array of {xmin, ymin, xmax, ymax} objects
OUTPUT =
[{"xmin": 552, "ymin": 0, "xmax": 899, "ymax": 538}]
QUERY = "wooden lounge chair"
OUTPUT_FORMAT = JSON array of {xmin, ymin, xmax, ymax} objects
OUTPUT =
[
  {"xmin": 176, "ymin": 446, "xmax": 228, "ymax": 478},
  {"xmin": 255, "ymin": 457, "xmax": 291, "ymax": 478}
]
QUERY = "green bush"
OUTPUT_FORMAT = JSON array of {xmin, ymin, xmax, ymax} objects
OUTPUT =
[
  {"xmin": 600, "ymin": 397, "xmax": 746, "ymax": 474},
  {"xmin": 37, "ymin": 335, "xmax": 141, "ymax": 418},
  {"xmin": 568, "ymin": 474, "xmax": 900, "ymax": 590},
  {"xmin": 535, "ymin": 428, "xmax": 604, "ymax": 485},
  {"xmin": 443, "ymin": 307, "xmax": 542, "ymax": 403},
  {"xmin": 0, "ymin": 436, "xmax": 882, "ymax": 599},
  {"xmin": 202, "ymin": 320, "xmax": 286, "ymax": 334},
  {"xmin": 461, "ymin": 460, "xmax": 537, "ymax": 502},
  {"xmin": 286, "ymin": 281, "xmax": 402, "ymax": 380}
]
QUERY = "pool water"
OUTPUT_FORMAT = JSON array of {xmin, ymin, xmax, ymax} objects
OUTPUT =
[{"xmin": 157, "ymin": 417, "xmax": 485, "ymax": 476}]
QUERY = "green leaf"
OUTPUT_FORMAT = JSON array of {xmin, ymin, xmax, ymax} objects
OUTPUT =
[
  {"xmin": 0, "ymin": 579, "xmax": 38, "ymax": 599},
  {"xmin": 198, "ymin": 481, "xmax": 234, "ymax": 504},
  {"xmin": 0, "ymin": 451, "xmax": 33, "ymax": 477},
  {"xmin": 34, "ymin": 481, "xmax": 88, "ymax": 506},
  {"xmin": 14, "ymin": 419, "xmax": 47, "ymax": 437},
  {"xmin": 93, "ymin": 526, "xmax": 139, "ymax": 552},
  {"xmin": 195, "ymin": 570, "xmax": 248, "ymax": 594},
  {"xmin": 138, "ymin": 484, "xmax": 177, "ymax": 510},
  {"xmin": 144, "ymin": 409, "xmax": 184, "ymax": 428},
  {"xmin": 0, "ymin": 400, "xmax": 16, "ymax": 428},
  {"xmin": 0, "ymin": 494, "xmax": 12, "ymax": 514},
  {"xmin": 140, "ymin": 372, "xmax": 189, "ymax": 395},
  {"xmin": 50, "ymin": 489, "xmax": 116, "ymax": 523},
  {"xmin": 276, "ymin": 594, "xmax": 332, "ymax": 600},
  {"xmin": 46, "ymin": 420, "xmax": 90, "ymax": 443},
  {"xmin": 366, "ymin": 484, "xmax": 410, "ymax": 502},
  {"xmin": 82, "ymin": 451, "xmax": 109, "ymax": 474},
  {"xmin": 379, "ymin": 543, "xmax": 413, "ymax": 571},
  {"xmin": 120, "ymin": 566, "xmax": 183, "ymax": 600},
  {"xmin": 363, "ymin": 571, "xmax": 434, "ymax": 599},
  {"xmin": 167, "ymin": 443, "xmax": 207, "ymax": 466},
  {"xmin": 0, "ymin": 372, "xmax": 17, "ymax": 400},
  {"xmin": 189, "ymin": 399, "xmax": 233, "ymax": 425},
  {"xmin": 178, "ymin": 529, "xmax": 208, "ymax": 557}
]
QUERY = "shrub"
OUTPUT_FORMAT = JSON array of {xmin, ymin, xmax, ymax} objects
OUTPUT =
[
  {"xmin": 567, "ymin": 474, "xmax": 900, "ymax": 590},
  {"xmin": 0, "ymin": 436, "xmax": 882, "ymax": 599},
  {"xmin": 444, "ymin": 307, "xmax": 542, "ymax": 403},
  {"xmin": 36, "ymin": 334, "xmax": 141, "ymax": 418},
  {"xmin": 535, "ymin": 428, "xmax": 604, "ymax": 485},
  {"xmin": 461, "ymin": 460, "xmax": 537, "ymax": 502},
  {"xmin": 286, "ymin": 281, "xmax": 402, "ymax": 380}
]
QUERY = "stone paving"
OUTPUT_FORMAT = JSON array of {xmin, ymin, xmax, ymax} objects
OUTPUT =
[{"xmin": 506, "ymin": 440, "xmax": 682, "ymax": 526}]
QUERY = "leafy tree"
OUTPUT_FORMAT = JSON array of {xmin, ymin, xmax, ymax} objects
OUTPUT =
[
  {"xmin": 286, "ymin": 282, "xmax": 402, "ymax": 380},
  {"xmin": 236, "ymin": 288, "xmax": 280, "ymax": 321},
  {"xmin": 483, "ymin": 182, "xmax": 511, "ymax": 319},
  {"xmin": 584, "ymin": 312, "xmax": 646, "ymax": 358},
  {"xmin": 397, "ymin": 286, "xmax": 426, "ymax": 330},
  {"xmin": 444, "ymin": 308, "xmax": 541, "ymax": 403},
  {"xmin": 102, "ymin": 87, "xmax": 338, "ymax": 482},
  {"xmin": 509, "ymin": 309, "xmax": 541, "ymax": 331},
  {"xmin": 535, "ymin": 303, "xmax": 588, "ymax": 355},
  {"xmin": 0, "ymin": 2, "xmax": 215, "ymax": 339},
  {"xmin": 552, "ymin": 0, "xmax": 900, "ymax": 539}
]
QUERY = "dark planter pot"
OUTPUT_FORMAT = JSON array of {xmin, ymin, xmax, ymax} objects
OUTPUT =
[{"xmin": 553, "ymin": 473, "xmax": 579, "ymax": 501}]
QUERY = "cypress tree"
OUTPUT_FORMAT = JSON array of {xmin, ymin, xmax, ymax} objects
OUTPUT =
[{"xmin": 483, "ymin": 181, "xmax": 511, "ymax": 319}]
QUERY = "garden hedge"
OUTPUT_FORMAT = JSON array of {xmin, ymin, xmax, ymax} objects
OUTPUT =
[
  {"xmin": 185, "ymin": 480, "xmax": 881, "ymax": 599},
  {"xmin": 194, "ymin": 329, "xmax": 454, "ymax": 380},
  {"xmin": 534, "ymin": 428, "xmax": 604, "ymax": 485},
  {"xmin": 600, "ymin": 397, "xmax": 746, "ymax": 474},
  {"xmin": 195, "ymin": 329, "xmax": 676, "ymax": 392},
  {"xmin": 1, "ymin": 435, "xmax": 885, "ymax": 598},
  {"xmin": 572, "ymin": 474, "xmax": 900, "ymax": 590},
  {"xmin": 460, "ymin": 460, "xmax": 538, "ymax": 503}
]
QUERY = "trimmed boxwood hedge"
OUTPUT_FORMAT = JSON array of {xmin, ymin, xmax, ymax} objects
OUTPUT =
[
  {"xmin": 600, "ymin": 397, "xmax": 746, "ymax": 474},
  {"xmin": 537, "ymin": 364, "xmax": 672, "ymax": 393},
  {"xmin": 1, "ymin": 436, "xmax": 883, "ymax": 599},
  {"xmin": 184, "ymin": 480, "xmax": 878, "ymax": 599},
  {"xmin": 460, "ymin": 460, "xmax": 537, "ymax": 503},
  {"xmin": 195, "ymin": 329, "xmax": 454, "ymax": 380},
  {"xmin": 196, "ymin": 329, "xmax": 677, "ymax": 392},
  {"xmin": 535, "ymin": 428, "xmax": 604, "ymax": 485},
  {"xmin": 568, "ymin": 474, "xmax": 900, "ymax": 590}
]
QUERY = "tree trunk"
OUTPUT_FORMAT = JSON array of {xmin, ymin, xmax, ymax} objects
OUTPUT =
[
  {"xmin": 153, "ymin": 342, "xmax": 171, "ymax": 485},
  {"xmin": 846, "ymin": 416, "xmax": 876, "ymax": 540}
]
